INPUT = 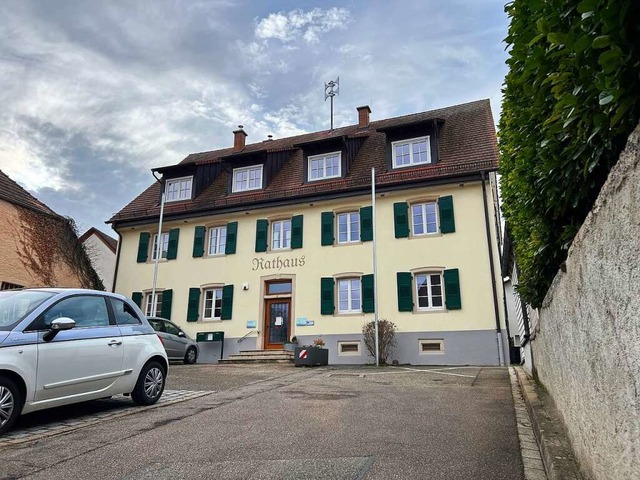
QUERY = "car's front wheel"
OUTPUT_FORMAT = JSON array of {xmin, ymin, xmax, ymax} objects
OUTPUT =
[
  {"xmin": 131, "ymin": 361, "xmax": 165, "ymax": 406},
  {"xmin": 0, "ymin": 377, "xmax": 22, "ymax": 436},
  {"xmin": 184, "ymin": 347, "xmax": 197, "ymax": 365}
]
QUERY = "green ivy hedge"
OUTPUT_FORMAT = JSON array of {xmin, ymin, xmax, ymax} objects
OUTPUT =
[{"xmin": 499, "ymin": 0, "xmax": 640, "ymax": 307}]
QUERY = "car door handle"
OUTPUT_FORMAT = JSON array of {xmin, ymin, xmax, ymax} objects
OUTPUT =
[{"xmin": 108, "ymin": 340, "xmax": 123, "ymax": 346}]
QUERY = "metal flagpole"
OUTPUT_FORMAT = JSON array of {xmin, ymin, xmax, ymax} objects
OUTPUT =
[
  {"xmin": 150, "ymin": 181, "xmax": 166, "ymax": 317},
  {"xmin": 371, "ymin": 168, "xmax": 380, "ymax": 367}
]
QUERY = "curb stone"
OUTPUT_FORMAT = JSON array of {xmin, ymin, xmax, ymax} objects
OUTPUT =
[{"xmin": 513, "ymin": 367, "xmax": 583, "ymax": 480}]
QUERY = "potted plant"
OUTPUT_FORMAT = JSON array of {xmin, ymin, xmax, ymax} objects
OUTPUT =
[
  {"xmin": 284, "ymin": 336, "xmax": 298, "ymax": 352},
  {"xmin": 294, "ymin": 337, "xmax": 329, "ymax": 367}
]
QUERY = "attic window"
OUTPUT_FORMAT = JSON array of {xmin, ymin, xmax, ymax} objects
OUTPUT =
[
  {"xmin": 392, "ymin": 136, "xmax": 431, "ymax": 168},
  {"xmin": 233, "ymin": 165, "xmax": 263, "ymax": 193},
  {"xmin": 308, "ymin": 151, "xmax": 341, "ymax": 181},
  {"xmin": 165, "ymin": 176, "xmax": 193, "ymax": 202}
]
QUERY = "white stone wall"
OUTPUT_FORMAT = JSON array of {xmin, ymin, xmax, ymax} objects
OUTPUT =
[
  {"xmin": 83, "ymin": 234, "xmax": 116, "ymax": 291},
  {"xmin": 531, "ymin": 124, "xmax": 640, "ymax": 480}
]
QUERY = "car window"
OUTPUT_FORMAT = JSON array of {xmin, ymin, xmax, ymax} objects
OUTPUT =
[
  {"xmin": 148, "ymin": 319, "xmax": 165, "ymax": 333},
  {"xmin": 163, "ymin": 321, "xmax": 181, "ymax": 336},
  {"xmin": 110, "ymin": 298, "xmax": 141, "ymax": 325},
  {"xmin": 0, "ymin": 291, "xmax": 55, "ymax": 331},
  {"xmin": 43, "ymin": 296, "xmax": 110, "ymax": 328}
]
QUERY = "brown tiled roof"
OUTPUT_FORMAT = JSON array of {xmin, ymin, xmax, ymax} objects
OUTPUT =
[
  {"xmin": 109, "ymin": 99, "xmax": 498, "ymax": 224},
  {"xmin": 0, "ymin": 169, "xmax": 60, "ymax": 217},
  {"xmin": 79, "ymin": 227, "xmax": 118, "ymax": 253}
]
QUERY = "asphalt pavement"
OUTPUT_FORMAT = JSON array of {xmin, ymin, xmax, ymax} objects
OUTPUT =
[{"xmin": 0, "ymin": 364, "xmax": 524, "ymax": 479}]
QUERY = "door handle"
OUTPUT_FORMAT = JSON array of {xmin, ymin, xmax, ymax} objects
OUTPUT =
[{"xmin": 108, "ymin": 340, "xmax": 123, "ymax": 346}]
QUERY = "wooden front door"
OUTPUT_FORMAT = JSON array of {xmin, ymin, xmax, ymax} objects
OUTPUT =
[{"xmin": 264, "ymin": 298, "xmax": 291, "ymax": 350}]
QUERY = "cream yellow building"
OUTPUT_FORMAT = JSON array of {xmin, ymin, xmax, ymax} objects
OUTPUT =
[{"xmin": 109, "ymin": 100, "xmax": 507, "ymax": 365}]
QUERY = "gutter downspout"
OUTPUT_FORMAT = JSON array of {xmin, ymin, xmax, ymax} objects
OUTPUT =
[
  {"xmin": 111, "ymin": 228, "xmax": 123, "ymax": 293},
  {"xmin": 151, "ymin": 171, "xmax": 166, "ymax": 316},
  {"xmin": 481, "ymin": 172, "xmax": 505, "ymax": 366}
]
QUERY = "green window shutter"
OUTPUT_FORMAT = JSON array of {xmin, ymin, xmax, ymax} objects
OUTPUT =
[
  {"xmin": 438, "ymin": 195, "xmax": 456, "ymax": 234},
  {"xmin": 186, "ymin": 288, "xmax": 200, "ymax": 322},
  {"xmin": 136, "ymin": 232, "xmax": 150, "ymax": 263},
  {"xmin": 291, "ymin": 214, "xmax": 304, "ymax": 249},
  {"xmin": 361, "ymin": 274, "xmax": 375, "ymax": 313},
  {"xmin": 396, "ymin": 272, "xmax": 414, "ymax": 312},
  {"xmin": 443, "ymin": 268, "xmax": 462, "ymax": 310},
  {"xmin": 221, "ymin": 285, "xmax": 234, "ymax": 320},
  {"xmin": 320, "ymin": 277, "xmax": 335, "ymax": 315},
  {"xmin": 321, "ymin": 212, "xmax": 334, "ymax": 246},
  {"xmin": 131, "ymin": 292, "xmax": 143, "ymax": 307},
  {"xmin": 160, "ymin": 289, "xmax": 173, "ymax": 319},
  {"xmin": 167, "ymin": 228, "xmax": 180, "ymax": 260},
  {"xmin": 225, "ymin": 221, "xmax": 238, "ymax": 254},
  {"xmin": 393, "ymin": 202, "xmax": 410, "ymax": 238},
  {"xmin": 360, "ymin": 206, "xmax": 373, "ymax": 242},
  {"xmin": 193, "ymin": 226, "xmax": 206, "ymax": 257},
  {"xmin": 255, "ymin": 219, "xmax": 269, "ymax": 252}
]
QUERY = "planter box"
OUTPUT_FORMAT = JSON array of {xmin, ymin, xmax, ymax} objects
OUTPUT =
[{"xmin": 294, "ymin": 347, "xmax": 328, "ymax": 366}]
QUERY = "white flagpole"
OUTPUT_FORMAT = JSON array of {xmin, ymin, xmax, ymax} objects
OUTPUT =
[
  {"xmin": 371, "ymin": 168, "xmax": 380, "ymax": 367},
  {"xmin": 150, "ymin": 182, "xmax": 166, "ymax": 317}
]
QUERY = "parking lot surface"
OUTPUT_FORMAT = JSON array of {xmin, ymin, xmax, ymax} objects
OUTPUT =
[{"xmin": 0, "ymin": 364, "xmax": 524, "ymax": 479}]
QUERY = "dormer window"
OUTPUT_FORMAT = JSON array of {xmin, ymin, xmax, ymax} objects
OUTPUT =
[
  {"xmin": 165, "ymin": 176, "xmax": 193, "ymax": 202},
  {"xmin": 233, "ymin": 165, "xmax": 263, "ymax": 193},
  {"xmin": 392, "ymin": 136, "xmax": 431, "ymax": 168},
  {"xmin": 308, "ymin": 151, "xmax": 341, "ymax": 181}
]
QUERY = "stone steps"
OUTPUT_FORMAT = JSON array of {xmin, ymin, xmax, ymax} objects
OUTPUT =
[{"xmin": 219, "ymin": 349, "xmax": 294, "ymax": 364}]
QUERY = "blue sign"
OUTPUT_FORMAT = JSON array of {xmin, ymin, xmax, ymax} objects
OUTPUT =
[
  {"xmin": 296, "ymin": 317, "xmax": 308, "ymax": 326},
  {"xmin": 246, "ymin": 320, "xmax": 256, "ymax": 328}
]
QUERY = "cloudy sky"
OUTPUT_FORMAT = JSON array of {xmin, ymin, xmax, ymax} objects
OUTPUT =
[{"xmin": 0, "ymin": 0, "xmax": 508, "ymax": 236}]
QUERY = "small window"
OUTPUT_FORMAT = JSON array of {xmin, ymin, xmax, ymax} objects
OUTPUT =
[
  {"xmin": 144, "ymin": 291, "xmax": 163, "ymax": 317},
  {"xmin": 267, "ymin": 282, "xmax": 292, "ymax": 295},
  {"xmin": 419, "ymin": 339, "xmax": 444, "ymax": 354},
  {"xmin": 415, "ymin": 273, "xmax": 444, "ymax": 310},
  {"xmin": 202, "ymin": 288, "xmax": 222, "ymax": 321},
  {"xmin": 110, "ymin": 298, "xmax": 142, "ymax": 325},
  {"xmin": 0, "ymin": 281, "xmax": 24, "ymax": 291},
  {"xmin": 208, "ymin": 226, "xmax": 227, "ymax": 256},
  {"xmin": 392, "ymin": 136, "xmax": 431, "ymax": 168},
  {"xmin": 411, "ymin": 202, "xmax": 438, "ymax": 235},
  {"xmin": 43, "ymin": 296, "xmax": 110, "ymax": 328},
  {"xmin": 337, "ymin": 212, "xmax": 360, "ymax": 243},
  {"xmin": 272, "ymin": 219, "xmax": 292, "ymax": 250},
  {"xmin": 308, "ymin": 152, "xmax": 341, "ymax": 181},
  {"xmin": 514, "ymin": 335, "xmax": 521, "ymax": 347},
  {"xmin": 338, "ymin": 278, "xmax": 361, "ymax": 314},
  {"xmin": 151, "ymin": 233, "xmax": 170, "ymax": 260},
  {"xmin": 338, "ymin": 341, "xmax": 361, "ymax": 355},
  {"xmin": 233, "ymin": 165, "xmax": 263, "ymax": 192},
  {"xmin": 165, "ymin": 176, "xmax": 193, "ymax": 202}
]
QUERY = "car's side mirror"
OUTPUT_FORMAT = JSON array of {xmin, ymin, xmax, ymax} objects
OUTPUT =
[
  {"xmin": 51, "ymin": 318, "xmax": 76, "ymax": 331},
  {"xmin": 178, "ymin": 331, "xmax": 186, "ymax": 337}
]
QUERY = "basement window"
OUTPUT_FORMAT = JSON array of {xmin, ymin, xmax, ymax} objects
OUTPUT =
[
  {"xmin": 419, "ymin": 339, "xmax": 444, "ymax": 354},
  {"xmin": 338, "ymin": 341, "xmax": 361, "ymax": 356}
]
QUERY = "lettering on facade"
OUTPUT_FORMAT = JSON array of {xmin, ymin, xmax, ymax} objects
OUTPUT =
[{"xmin": 251, "ymin": 255, "xmax": 306, "ymax": 271}]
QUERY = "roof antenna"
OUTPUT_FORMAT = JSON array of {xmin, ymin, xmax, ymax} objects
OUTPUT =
[{"xmin": 324, "ymin": 76, "xmax": 339, "ymax": 131}]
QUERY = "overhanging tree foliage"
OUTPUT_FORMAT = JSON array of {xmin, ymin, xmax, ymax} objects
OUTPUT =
[{"xmin": 499, "ymin": 0, "xmax": 640, "ymax": 307}]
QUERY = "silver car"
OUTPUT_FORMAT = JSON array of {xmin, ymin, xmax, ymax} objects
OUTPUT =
[{"xmin": 147, "ymin": 317, "xmax": 198, "ymax": 364}]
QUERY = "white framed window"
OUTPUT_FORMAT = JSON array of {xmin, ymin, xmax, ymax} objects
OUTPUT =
[
  {"xmin": 412, "ymin": 202, "xmax": 438, "ymax": 235},
  {"xmin": 392, "ymin": 136, "xmax": 431, "ymax": 168},
  {"xmin": 208, "ymin": 226, "xmax": 227, "ymax": 256},
  {"xmin": 151, "ymin": 233, "xmax": 170, "ymax": 260},
  {"xmin": 338, "ymin": 278, "xmax": 361, "ymax": 314},
  {"xmin": 337, "ymin": 212, "xmax": 360, "ymax": 243},
  {"xmin": 415, "ymin": 273, "xmax": 444, "ymax": 310},
  {"xmin": 419, "ymin": 339, "xmax": 444, "ymax": 354},
  {"xmin": 308, "ymin": 151, "xmax": 341, "ymax": 181},
  {"xmin": 271, "ymin": 219, "xmax": 292, "ymax": 250},
  {"xmin": 233, "ymin": 165, "xmax": 263, "ymax": 192},
  {"xmin": 202, "ymin": 288, "xmax": 222, "ymax": 321},
  {"xmin": 144, "ymin": 291, "xmax": 163, "ymax": 317},
  {"xmin": 338, "ymin": 341, "xmax": 361, "ymax": 356},
  {"xmin": 165, "ymin": 176, "xmax": 193, "ymax": 202}
]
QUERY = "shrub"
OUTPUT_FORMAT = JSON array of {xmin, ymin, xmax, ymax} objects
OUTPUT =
[{"xmin": 362, "ymin": 319, "xmax": 397, "ymax": 365}]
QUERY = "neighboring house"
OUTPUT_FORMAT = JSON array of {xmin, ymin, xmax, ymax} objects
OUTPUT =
[
  {"xmin": 501, "ymin": 226, "xmax": 536, "ymax": 373},
  {"xmin": 108, "ymin": 99, "xmax": 507, "ymax": 365},
  {"xmin": 79, "ymin": 227, "xmax": 118, "ymax": 291},
  {"xmin": 0, "ymin": 169, "xmax": 103, "ymax": 291}
]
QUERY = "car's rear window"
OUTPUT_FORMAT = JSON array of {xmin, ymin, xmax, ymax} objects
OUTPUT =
[{"xmin": 0, "ymin": 291, "xmax": 55, "ymax": 330}]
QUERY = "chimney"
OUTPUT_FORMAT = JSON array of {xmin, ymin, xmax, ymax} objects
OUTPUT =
[
  {"xmin": 357, "ymin": 105, "xmax": 371, "ymax": 128},
  {"xmin": 233, "ymin": 125, "xmax": 247, "ymax": 152}
]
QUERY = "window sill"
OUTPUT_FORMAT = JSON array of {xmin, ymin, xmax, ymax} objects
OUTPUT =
[
  {"xmin": 413, "ymin": 309, "xmax": 448, "ymax": 315},
  {"xmin": 334, "ymin": 311, "xmax": 365, "ymax": 317},
  {"xmin": 266, "ymin": 248, "xmax": 293, "ymax": 254},
  {"xmin": 147, "ymin": 258, "xmax": 169, "ymax": 264},
  {"xmin": 408, "ymin": 232, "xmax": 442, "ymax": 240},
  {"xmin": 334, "ymin": 240, "xmax": 363, "ymax": 247},
  {"xmin": 199, "ymin": 318, "xmax": 222, "ymax": 323},
  {"xmin": 204, "ymin": 253, "xmax": 226, "ymax": 259}
]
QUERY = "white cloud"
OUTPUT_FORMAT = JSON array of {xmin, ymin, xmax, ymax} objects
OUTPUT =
[{"xmin": 255, "ymin": 7, "xmax": 351, "ymax": 44}]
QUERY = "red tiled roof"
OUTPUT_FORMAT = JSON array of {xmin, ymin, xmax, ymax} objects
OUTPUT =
[
  {"xmin": 0, "ymin": 169, "xmax": 60, "ymax": 217},
  {"xmin": 109, "ymin": 99, "xmax": 498, "ymax": 224},
  {"xmin": 79, "ymin": 227, "xmax": 118, "ymax": 253}
]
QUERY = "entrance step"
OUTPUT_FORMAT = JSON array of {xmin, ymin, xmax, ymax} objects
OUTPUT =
[{"xmin": 219, "ymin": 349, "xmax": 294, "ymax": 364}]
